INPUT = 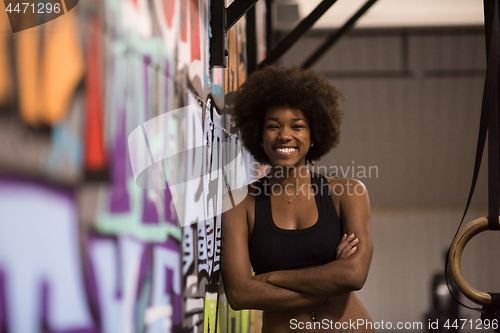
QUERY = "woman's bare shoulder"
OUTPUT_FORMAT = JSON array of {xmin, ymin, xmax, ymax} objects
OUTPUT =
[
  {"xmin": 325, "ymin": 177, "xmax": 368, "ymax": 202},
  {"xmin": 222, "ymin": 179, "xmax": 262, "ymax": 213},
  {"xmin": 325, "ymin": 176, "xmax": 365, "ymax": 187}
]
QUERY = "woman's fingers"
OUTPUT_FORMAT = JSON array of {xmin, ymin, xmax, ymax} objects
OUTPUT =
[
  {"xmin": 336, "ymin": 233, "xmax": 359, "ymax": 260},
  {"xmin": 346, "ymin": 245, "xmax": 357, "ymax": 257},
  {"xmin": 336, "ymin": 233, "xmax": 348, "ymax": 254}
]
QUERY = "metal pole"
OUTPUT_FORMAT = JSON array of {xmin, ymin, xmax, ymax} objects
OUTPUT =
[
  {"xmin": 302, "ymin": 0, "xmax": 377, "ymax": 69},
  {"xmin": 259, "ymin": 0, "xmax": 339, "ymax": 68}
]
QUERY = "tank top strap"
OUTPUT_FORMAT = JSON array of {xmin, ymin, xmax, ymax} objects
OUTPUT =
[
  {"xmin": 252, "ymin": 175, "xmax": 269, "ymax": 236},
  {"xmin": 310, "ymin": 171, "xmax": 330, "ymax": 203},
  {"xmin": 311, "ymin": 172, "xmax": 342, "ymax": 230}
]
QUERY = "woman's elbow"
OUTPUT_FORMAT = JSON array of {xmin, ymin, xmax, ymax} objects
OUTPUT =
[
  {"xmin": 221, "ymin": 272, "xmax": 255, "ymax": 310},
  {"xmin": 224, "ymin": 287, "xmax": 248, "ymax": 311},
  {"xmin": 225, "ymin": 289, "xmax": 240, "ymax": 310},
  {"xmin": 338, "ymin": 261, "xmax": 369, "ymax": 292},
  {"xmin": 348, "ymin": 273, "xmax": 367, "ymax": 291},
  {"xmin": 347, "ymin": 264, "xmax": 369, "ymax": 291},
  {"xmin": 227, "ymin": 298, "xmax": 244, "ymax": 311}
]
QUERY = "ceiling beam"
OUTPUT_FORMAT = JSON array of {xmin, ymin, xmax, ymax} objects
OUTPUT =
[
  {"xmin": 302, "ymin": 0, "xmax": 378, "ymax": 69},
  {"xmin": 259, "ymin": 0, "xmax": 339, "ymax": 68}
]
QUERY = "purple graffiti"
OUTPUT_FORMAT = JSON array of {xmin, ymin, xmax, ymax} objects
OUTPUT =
[{"xmin": 109, "ymin": 112, "xmax": 131, "ymax": 213}]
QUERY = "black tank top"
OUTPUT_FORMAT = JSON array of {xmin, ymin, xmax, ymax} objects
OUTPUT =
[{"xmin": 249, "ymin": 172, "xmax": 343, "ymax": 275}]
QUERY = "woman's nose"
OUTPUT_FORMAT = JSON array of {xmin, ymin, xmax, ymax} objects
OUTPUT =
[{"xmin": 278, "ymin": 127, "xmax": 292, "ymax": 140}]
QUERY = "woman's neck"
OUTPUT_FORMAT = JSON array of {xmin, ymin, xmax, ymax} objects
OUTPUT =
[{"xmin": 267, "ymin": 165, "xmax": 311, "ymax": 190}]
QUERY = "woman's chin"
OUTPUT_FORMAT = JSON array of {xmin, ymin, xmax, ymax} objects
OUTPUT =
[{"xmin": 270, "ymin": 160, "xmax": 306, "ymax": 169}]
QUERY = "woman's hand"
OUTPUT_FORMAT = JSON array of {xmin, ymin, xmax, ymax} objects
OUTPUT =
[{"xmin": 336, "ymin": 233, "xmax": 359, "ymax": 260}]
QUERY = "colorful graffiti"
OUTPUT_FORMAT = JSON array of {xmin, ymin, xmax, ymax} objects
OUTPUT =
[{"xmin": 0, "ymin": 0, "xmax": 266, "ymax": 332}]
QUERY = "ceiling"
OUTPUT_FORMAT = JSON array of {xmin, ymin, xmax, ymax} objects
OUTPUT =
[{"xmin": 294, "ymin": 0, "xmax": 484, "ymax": 29}]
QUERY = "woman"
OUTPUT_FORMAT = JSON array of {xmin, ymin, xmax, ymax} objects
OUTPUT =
[{"xmin": 221, "ymin": 66, "xmax": 374, "ymax": 332}]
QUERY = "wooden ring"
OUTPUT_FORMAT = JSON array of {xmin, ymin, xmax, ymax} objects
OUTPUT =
[{"xmin": 448, "ymin": 216, "xmax": 500, "ymax": 306}]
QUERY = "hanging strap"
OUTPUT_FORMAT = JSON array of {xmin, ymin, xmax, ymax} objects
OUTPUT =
[
  {"xmin": 445, "ymin": 0, "xmax": 500, "ymax": 314},
  {"xmin": 460, "ymin": 0, "xmax": 500, "ymax": 233},
  {"xmin": 489, "ymin": 1, "xmax": 500, "ymax": 231}
]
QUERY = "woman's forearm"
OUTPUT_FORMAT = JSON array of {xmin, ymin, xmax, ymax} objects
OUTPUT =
[
  {"xmin": 259, "ymin": 257, "xmax": 368, "ymax": 297},
  {"xmin": 224, "ymin": 275, "xmax": 326, "ymax": 311}
]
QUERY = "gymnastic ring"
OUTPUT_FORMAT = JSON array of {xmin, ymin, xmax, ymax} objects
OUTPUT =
[{"xmin": 449, "ymin": 216, "xmax": 500, "ymax": 306}]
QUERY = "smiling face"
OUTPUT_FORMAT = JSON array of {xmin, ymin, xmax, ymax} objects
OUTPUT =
[{"xmin": 262, "ymin": 105, "xmax": 311, "ymax": 168}]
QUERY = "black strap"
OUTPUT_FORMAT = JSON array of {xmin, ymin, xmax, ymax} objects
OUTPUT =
[
  {"xmin": 445, "ymin": 0, "xmax": 500, "ymax": 312},
  {"xmin": 490, "ymin": 27, "xmax": 500, "ymax": 231},
  {"xmin": 481, "ymin": 293, "xmax": 500, "ymax": 333},
  {"xmin": 460, "ymin": 0, "xmax": 500, "ymax": 233}
]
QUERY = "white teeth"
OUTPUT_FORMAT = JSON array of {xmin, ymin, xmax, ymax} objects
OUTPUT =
[{"xmin": 276, "ymin": 147, "xmax": 296, "ymax": 154}]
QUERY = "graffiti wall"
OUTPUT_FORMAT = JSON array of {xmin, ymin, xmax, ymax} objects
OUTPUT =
[{"xmin": 0, "ymin": 0, "xmax": 266, "ymax": 332}]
